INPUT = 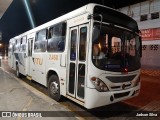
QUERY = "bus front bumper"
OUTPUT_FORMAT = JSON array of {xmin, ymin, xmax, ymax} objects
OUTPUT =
[{"xmin": 85, "ymin": 84, "xmax": 140, "ymax": 109}]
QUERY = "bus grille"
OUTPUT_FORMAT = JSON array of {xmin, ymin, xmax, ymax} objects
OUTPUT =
[
  {"xmin": 111, "ymin": 83, "xmax": 132, "ymax": 91},
  {"xmin": 114, "ymin": 91, "xmax": 130, "ymax": 99},
  {"xmin": 106, "ymin": 75, "xmax": 136, "ymax": 83}
]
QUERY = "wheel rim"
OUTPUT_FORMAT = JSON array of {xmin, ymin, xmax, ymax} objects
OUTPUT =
[{"xmin": 50, "ymin": 81, "xmax": 59, "ymax": 96}]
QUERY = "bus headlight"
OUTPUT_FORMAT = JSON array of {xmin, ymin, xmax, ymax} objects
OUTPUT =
[{"xmin": 91, "ymin": 77, "xmax": 109, "ymax": 92}]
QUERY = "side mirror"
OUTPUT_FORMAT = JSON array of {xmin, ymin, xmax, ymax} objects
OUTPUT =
[{"xmin": 92, "ymin": 26, "xmax": 100, "ymax": 44}]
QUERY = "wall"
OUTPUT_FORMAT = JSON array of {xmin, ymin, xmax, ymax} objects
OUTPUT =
[{"xmin": 119, "ymin": 0, "xmax": 160, "ymax": 69}]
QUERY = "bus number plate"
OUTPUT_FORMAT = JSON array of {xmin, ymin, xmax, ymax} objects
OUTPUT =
[{"xmin": 49, "ymin": 55, "xmax": 58, "ymax": 61}]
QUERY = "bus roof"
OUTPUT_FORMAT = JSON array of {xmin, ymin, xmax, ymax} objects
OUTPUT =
[{"xmin": 10, "ymin": 3, "xmax": 138, "ymax": 40}]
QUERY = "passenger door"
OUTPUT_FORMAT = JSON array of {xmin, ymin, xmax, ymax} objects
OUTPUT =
[
  {"xmin": 26, "ymin": 38, "xmax": 33, "ymax": 77},
  {"xmin": 67, "ymin": 24, "xmax": 88, "ymax": 101}
]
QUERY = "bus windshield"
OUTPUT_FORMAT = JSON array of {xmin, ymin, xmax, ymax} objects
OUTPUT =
[{"xmin": 92, "ymin": 23, "xmax": 141, "ymax": 72}]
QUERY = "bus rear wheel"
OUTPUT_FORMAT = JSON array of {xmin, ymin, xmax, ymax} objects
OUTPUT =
[{"xmin": 48, "ymin": 75, "xmax": 61, "ymax": 101}]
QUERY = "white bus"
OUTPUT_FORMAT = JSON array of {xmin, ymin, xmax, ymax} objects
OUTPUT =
[{"xmin": 8, "ymin": 3, "xmax": 142, "ymax": 109}]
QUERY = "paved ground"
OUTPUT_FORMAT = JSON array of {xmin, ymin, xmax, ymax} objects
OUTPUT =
[
  {"xmin": 0, "ymin": 61, "xmax": 79, "ymax": 120},
  {"xmin": 141, "ymin": 69, "xmax": 160, "ymax": 77},
  {"xmin": 124, "ymin": 74, "xmax": 160, "ymax": 110}
]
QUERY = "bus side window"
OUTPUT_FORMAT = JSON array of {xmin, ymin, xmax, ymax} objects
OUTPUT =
[
  {"xmin": 13, "ymin": 41, "xmax": 16, "ymax": 52},
  {"xmin": 8, "ymin": 41, "xmax": 13, "ymax": 53},
  {"xmin": 48, "ymin": 27, "xmax": 53, "ymax": 39},
  {"xmin": 34, "ymin": 29, "xmax": 47, "ymax": 52},
  {"xmin": 47, "ymin": 22, "xmax": 66, "ymax": 52},
  {"xmin": 15, "ymin": 39, "xmax": 20, "ymax": 51},
  {"xmin": 19, "ymin": 38, "xmax": 22, "ymax": 52},
  {"xmin": 21, "ymin": 36, "xmax": 27, "ymax": 52}
]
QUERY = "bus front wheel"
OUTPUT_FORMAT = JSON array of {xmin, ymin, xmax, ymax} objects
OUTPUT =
[{"xmin": 48, "ymin": 75, "xmax": 61, "ymax": 101}]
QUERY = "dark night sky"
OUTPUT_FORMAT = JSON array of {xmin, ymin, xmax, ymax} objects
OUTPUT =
[{"xmin": 0, "ymin": 0, "xmax": 147, "ymax": 43}]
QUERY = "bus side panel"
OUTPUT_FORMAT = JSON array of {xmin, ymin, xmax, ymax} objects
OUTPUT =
[
  {"xmin": 45, "ymin": 52, "xmax": 67, "ymax": 95},
  {"xmin": 31, "ymin": 52, "xmax": 47, "ymax": 86}
]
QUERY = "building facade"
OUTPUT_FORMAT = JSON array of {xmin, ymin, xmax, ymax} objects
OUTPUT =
[{"xmin": 119, "ymin": 0, "xmax": 160, "ymax": 69}]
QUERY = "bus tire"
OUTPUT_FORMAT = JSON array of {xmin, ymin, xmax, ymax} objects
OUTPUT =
[
  {"xmin": 16, "ymin": 65, "xmax": 21, "ymax": 78},
  {"xmin": 48, "ymin": 75, "xmax": 61, "ymax": 101}
]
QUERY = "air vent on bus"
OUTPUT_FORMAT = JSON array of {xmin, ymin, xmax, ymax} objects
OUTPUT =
[
  {"xmin": 106, "ymin": 75, "xmax": 136, "ymax": 83},
  {"xmin": 114, "ymin": 91, "xmax": 130, "ymax": 99}
]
